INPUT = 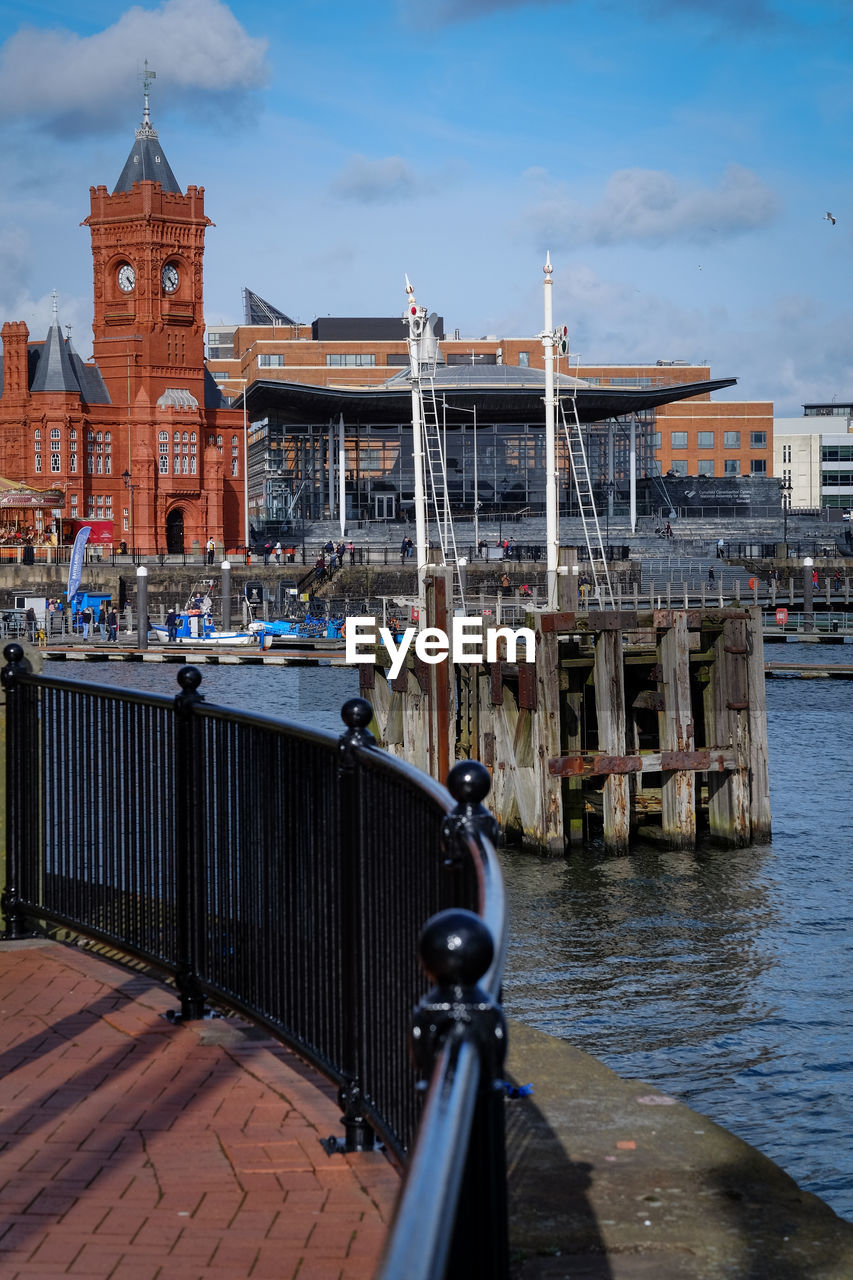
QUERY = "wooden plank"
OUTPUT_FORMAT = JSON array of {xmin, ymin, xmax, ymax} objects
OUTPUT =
[
  {"xmin": 518, "ymin": 660, "xmax": 537, "ymax": 711},
  {"xmin": 534, "ymin": 625, "xmax": 564, "ymax": 854},
  {"xmin": 490, "ymin": 661, "xmax": 504, "ymax": 706},
  {"xmin": 706, "ymin": 620, "xmax": 751, "ymax": 846},
  {"xmin": 594, "ymin": 629, "xmax": 630, "ymax": 854},
  {"xmin": 746, "ymin": 607, "xmax": 772, "ymax": 840},
  {"xmin": 658, "ymin": 611, "xmax": 696, "ymax": 849},
  {"xmin": 548, "ymin": 748, "xmax": 737, "ymax": 778}
]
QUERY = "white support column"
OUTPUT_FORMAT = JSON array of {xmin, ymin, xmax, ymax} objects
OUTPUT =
[
  {"xmin": 338, "ymin": 414, "xmax": 346, "ymax": 537},
  {"xmin": 629, "ymin": 414, "xmax": 637, "ymax": 534},
  {"xmin": 542, "ymin": 254, "xmax": 558, "ymax": 610}
]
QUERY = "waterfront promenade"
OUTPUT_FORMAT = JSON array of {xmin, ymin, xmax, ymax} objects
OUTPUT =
[
  {"xmin": 4, "ymin": 937, "xmax": 853, "ymax": 1279},
  {"xmin": 0, "ymin": 939, "xmax": 398, "ymax": 1280}
]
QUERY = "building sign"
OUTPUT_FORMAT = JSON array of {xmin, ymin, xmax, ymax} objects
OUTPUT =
[{"xmin": 0, "ymin": 487, "xmax": 64, "ymax": 509}]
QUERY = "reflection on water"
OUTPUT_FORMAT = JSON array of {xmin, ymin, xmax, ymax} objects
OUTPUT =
[{"xmin": 46, "ymin": 646, "xmax": 853, "ymax": 1218}]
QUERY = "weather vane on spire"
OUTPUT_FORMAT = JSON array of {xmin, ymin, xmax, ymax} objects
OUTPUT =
[{"xmin": 139, "ymin": 59, "xmax": 156, "ymax": 127}]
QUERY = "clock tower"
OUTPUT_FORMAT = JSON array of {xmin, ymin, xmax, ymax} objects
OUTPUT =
[{"xmin": 85, "ymin": 78, "xmax": 211, "ymax": 410}]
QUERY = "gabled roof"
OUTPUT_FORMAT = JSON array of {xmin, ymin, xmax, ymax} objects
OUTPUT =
[
  {"xmin": 2, "ymin": 314, "xmax": 112, "ymax": 404},
  {"xmin": 30, "ymin": 318, "xmax": 79, "ymax": 393},
  {"xmin": 65, "ymin": 335, "xmax": 111, "ymax": 404}
]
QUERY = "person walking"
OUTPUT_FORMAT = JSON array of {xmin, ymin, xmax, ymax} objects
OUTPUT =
[
  {"xmin": 348, "ymin": 541, "xmax": 355, "ymax": 566},
  {"xmin": 263, "ymin": 541, "xmax": 272, "ymax": 565},
  {"xmin": 97, "ymin": 604, "xmax": 107, "ymax": 641},
  {"xmin": 107, "ymin": 608, "xmax": 118, "ymax": 642},
  {"xmin": 708, "ymin": 566, "xmax": 715, "ymax": 585},
  {"xmin": 81, "ymin": 606, "xmax": 92, "ymax": 640},
  {"xmin": 274, "ymin": 541, "xmax": 282, "ymax": 565},
  {"xmin": 166, "ymin": 607, "xmax": 178, "ymax": 643},
  {"xmin": 206, "ymin": 537, "xmax": 215, "ymax": 565}
]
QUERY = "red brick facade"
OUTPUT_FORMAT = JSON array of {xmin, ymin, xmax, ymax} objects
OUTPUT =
[{"xmin": 0, "ymin": 161, "xmax": 244, "ymax": 555}]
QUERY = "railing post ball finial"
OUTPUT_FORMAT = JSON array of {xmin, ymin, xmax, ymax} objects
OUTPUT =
[
  {"xmin": 341, "ymin": 697, "xmax": 373, "ymax": 732},
  {"xmin": 442, "ymin": 759, "xmax": 499, "ymax": 853},
  {"xmin": 447, "ymin": 759, "xmax": 491, "ymax": 806},
  {"xmin": 419, "ymin": 908, "xmax": 494, "ymax": 989},
  {"xmin": 1, "ymin": 642, "xmax": 26, "ymax": 690},
  {"xmin": 176, "ymin": 665, "xmax": 203, "ymax": 696},
  {"xmin": 339, "ymin": 697, "xmax": 376, "ymax": 755}
]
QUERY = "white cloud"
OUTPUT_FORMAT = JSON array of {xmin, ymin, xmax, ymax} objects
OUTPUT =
[
  {"xmin": 519, "ymin": 164, "xmax": 779, "ymax": 248},
  {"xmin": 0, "ymin": 0, "xmax": 268, "ymax": 135},
  {"xmin": 331, "ymin": 155, "xmax": 422, "ymax": 204}
]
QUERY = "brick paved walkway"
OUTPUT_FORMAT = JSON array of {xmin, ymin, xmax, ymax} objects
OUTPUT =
[{"xmin": 0, "ymin": 940, "xmax": 399, "ymax": 1280}]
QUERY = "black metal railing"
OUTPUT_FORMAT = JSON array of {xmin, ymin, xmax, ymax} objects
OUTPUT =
[{"xmin": 0, "ymin": 645, "xmax": 508, "ymax": 1275}]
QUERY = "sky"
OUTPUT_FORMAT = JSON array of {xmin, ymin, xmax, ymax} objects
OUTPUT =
[{"xmin": 0, "ymin": 0, "xmax": 851, "ymax": 415}]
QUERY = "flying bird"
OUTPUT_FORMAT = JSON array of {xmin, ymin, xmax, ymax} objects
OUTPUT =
[{"xmin": 825, "ymin": 212, "xmax": 837, "ymax": 225}]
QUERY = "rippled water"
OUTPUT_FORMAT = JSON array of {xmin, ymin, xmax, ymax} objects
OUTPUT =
[
  {"xmin": 500, "ymin": 643, "xmax": 853, "ymax": 1219},
  {"xmin": 48, "ymin": 644, "xmax": 853, "ymax": 1218}
]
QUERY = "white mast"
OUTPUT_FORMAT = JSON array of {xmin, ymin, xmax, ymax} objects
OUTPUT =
[
  {"xmin": 541, "ymin": 254, "xmax": 559, "ymax": 610},
  {"xmin": 405, "ymin": 275, "xmax": 428, "ymax": 607}
]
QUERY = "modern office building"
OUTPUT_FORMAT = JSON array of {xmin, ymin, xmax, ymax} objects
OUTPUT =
[
  {"xmin": 206, "ymin": 300, "xmax": 773, "ymax": 528},
  {"xmin": 774, "ymin": 401, "xmax": 853, "ymax": 513}
]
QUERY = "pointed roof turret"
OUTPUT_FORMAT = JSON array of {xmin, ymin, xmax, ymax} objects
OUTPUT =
[
  {"xmin": 113, "ymin": 61, "xmax": 181, "ymax": 195},
  {"xmin": 31, "ymin": 292, "xmax": 82, "ymax": 394}
]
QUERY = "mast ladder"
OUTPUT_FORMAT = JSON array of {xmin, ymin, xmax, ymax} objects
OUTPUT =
[
  {"xmin": 558, "ymin": 392, "xmax": 614, "ymax": 607},
  {"xmin": 419, "ymin": 375, "xmax": 466, "ymax": 607}
]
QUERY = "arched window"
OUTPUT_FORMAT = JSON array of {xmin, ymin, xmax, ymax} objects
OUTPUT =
[{"xmin": 159, "ymin": 431, "xmax": 168, "ymax": 441}]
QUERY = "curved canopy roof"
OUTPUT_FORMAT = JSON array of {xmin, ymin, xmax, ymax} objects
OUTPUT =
[{"xmin": 239, "ymin": 368, "xmax": 737, "ymax": 426}]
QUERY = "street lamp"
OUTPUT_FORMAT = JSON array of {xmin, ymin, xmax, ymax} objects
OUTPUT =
[
  {"xmin": 603, "ymin": 479, "xmax": 615, "ymax": 551},
  {"xmin": 121, "ymin": 468, "xmax": 136, "ymax": 559}
]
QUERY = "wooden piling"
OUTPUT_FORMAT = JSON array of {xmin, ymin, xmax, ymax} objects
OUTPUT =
[{"xmin": 361, "ymin": 602, "xmax": 770, "ymax": 857}]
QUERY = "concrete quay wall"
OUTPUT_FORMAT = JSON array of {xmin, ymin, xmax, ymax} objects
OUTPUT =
[{"xmin": 507, "ymin": 1020, "xmax": 853, "ymax": 1279}]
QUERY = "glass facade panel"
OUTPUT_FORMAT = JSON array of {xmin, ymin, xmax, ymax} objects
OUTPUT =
[{"xmin": 251, "ymin": 412, "xmax": 658, "ymax": 524}]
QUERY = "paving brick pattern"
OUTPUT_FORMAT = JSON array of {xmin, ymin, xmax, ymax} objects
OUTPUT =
[{"xmin": 0, "ymin": 941, "xmax": 399, "ymax": 1279}]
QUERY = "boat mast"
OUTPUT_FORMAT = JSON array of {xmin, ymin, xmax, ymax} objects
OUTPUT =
[
  {"xmin": 405, "ymin": 275, "xmax": 428, "ymax": 610},
  {"xmin": 541, "ymin": 253, "xmax": 559, "ymax": 610}
]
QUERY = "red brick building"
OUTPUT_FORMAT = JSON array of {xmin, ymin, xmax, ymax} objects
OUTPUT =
[{"xmin": 0, "ymin": 95, "xmax": 243, "ymax": 555}]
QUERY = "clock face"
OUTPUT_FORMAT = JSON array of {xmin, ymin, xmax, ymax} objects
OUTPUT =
[
  {"xmin": 161, "ymin": 263, "xmax": 179, "ymax": 294},
  {"xmin": 117, "ymin": 264, "xmax": 135, "ymax": 293}
]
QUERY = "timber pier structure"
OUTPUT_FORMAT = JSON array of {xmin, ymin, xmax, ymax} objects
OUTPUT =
[{"xmin": 360, "ymin": 569, "xmax": 770, "ymax": 855}]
